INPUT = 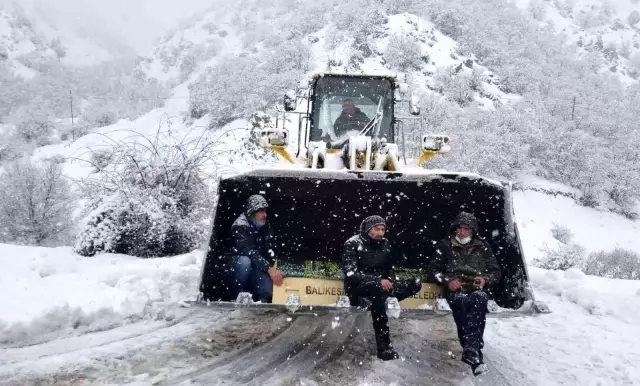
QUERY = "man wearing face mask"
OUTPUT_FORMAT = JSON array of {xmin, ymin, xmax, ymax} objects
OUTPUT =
[
  {"xmin": 427, "ymin": 212, "xmax": 501, "ymax": 376},
  {"xmin": 342, "ymin": 215, "xmax": 422, "ymax": 361},
  {"xmin": 230, "ymin": 194, "xmax": 284, "ymax": 303}
]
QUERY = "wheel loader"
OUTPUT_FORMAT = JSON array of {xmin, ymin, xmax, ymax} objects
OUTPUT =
[{"xmin": 195, "ymin": 72, "xmax": 550, "ymax": 319}]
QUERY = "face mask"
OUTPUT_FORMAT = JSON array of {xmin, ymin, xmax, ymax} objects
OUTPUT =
[
  {"xmin": 455, "ymin": 235, "xmax": 472, "ymax": 245},
  {"xmin": 251, "ymin": 218, "xmax": 265, "ymax": 228}
]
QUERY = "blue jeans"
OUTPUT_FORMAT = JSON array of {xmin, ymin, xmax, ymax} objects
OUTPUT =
[
  {"xmin": 446, "ymin": 290, "xmax": 489, "ymax": 351},
  {"xmin": 233, "ymin": 255, "xmax": 273, "ymax": 302}
]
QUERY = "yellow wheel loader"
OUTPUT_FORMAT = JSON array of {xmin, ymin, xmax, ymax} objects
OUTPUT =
[{"xmin": 195, "ymin": 72, "xmax": 550, "ymax": 319}]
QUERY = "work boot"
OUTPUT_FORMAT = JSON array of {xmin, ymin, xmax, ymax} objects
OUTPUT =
[
  {"xmin": 377, "ymin": 347, "xmax": 399, "ymax": 361},
  {"xmin": 357, "ymin": 296, "xmax": 372, "ymax": 311},
  {"xmin": 472, "ymin": 351, "xmax": 488, "ymax": 376},
  {"xmin": 461, "ymin": 347, "xmax": 481, "ymax": 366},
  {"xmin": 374, "ymin": 326, "xmax": 398, "ymax": 361},
  {"xmin": 472, "ymin": 363, "xmax": 489, "ymax": 376}
]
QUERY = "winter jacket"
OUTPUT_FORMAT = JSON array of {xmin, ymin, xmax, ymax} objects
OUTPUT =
[
  {"xmin": 333, "ymin": 108, "xmax": 370, "ymax": 136},
  {"xmin": 341, "ymin": 220, "xmax": 394, "ymax": 294},
  {"xmin": 230, "ymin": 195, "xmax": 274, "ymax": 272},
  {"xmin": 427, "ymin": 212, "xmax": 501, "ymax": 294}
]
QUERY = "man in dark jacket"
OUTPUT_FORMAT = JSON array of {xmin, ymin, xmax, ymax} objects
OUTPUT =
[
  {"xmin": 230, "ymin": 194, "xmax": 284, "ymax": 303},
  {"xmin": 342, "ymin": 215, "xmax": 421, "ymax": 361},
  {"xmin": 333, "ymin": 99, "xmax": 370, "ymax": 138},
  {"xmin": 427, "ymin": 212, "xmax": 501, "ymax": 375}
]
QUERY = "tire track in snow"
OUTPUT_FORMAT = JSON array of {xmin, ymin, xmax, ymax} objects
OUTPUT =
[
  {"xmin": 2, "ymin": 309, "xmax": 530, "ymax": 386},
  {"xmin": 0, "ymin": 308, "xmax": 206, "ymax": 365},
  {"xmin": 0, "ymin": 309, "xmax": 278, "ymax": 385},
  {"xmin": 200, "ymin": 314, "xmax": 363, "ymax": 386},
  {"xmin": 158, "ymin": 312, "xmax": 330, "ymax": 385}
]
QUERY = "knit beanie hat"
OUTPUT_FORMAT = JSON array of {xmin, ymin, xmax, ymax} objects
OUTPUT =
[{"xmin": 360, "ymin": 215, "xmax": 386, "ymax": 234}]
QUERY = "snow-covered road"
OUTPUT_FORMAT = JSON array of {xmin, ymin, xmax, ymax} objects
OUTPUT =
[{"xmin": 1, "ymin": 307, "xmax": 525, "ymax": 386}]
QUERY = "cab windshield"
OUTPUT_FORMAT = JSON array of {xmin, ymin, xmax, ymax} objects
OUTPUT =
[{"xmin": 310, "ymin": 76, "xmax": 394, "ymax": 144}]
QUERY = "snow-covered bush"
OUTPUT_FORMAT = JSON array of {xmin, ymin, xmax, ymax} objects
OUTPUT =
[
  {"xmin": 550, "ymin": 223, "xmax": 573, "ymax": 244},
  {"xmin": 0, "ymin": 159, "xmax": 75, "ymax": 246},
  {"xmin": 628, "ymin": 11, "xmax": 640, "ymax": 27},
  {"xmin": 582, "ymin": 248, "xmax": 640, "ymax": 280},
  {"xmin": 50, "ymin": 37, "xmax": 66, "ymax": 60},
  {"xmin": 528, "ymin": 0, "xmax": 547, "ymax": 21},
  {"xmin": 8, "ymin": 98, "xmax": 57, "ymax": 146},
  {"xmin": 384, "ymin": 0, "xmax": 423, "ymax": 15},
  {"xmin": 428, "ymin": 8, "xmax": 466, "ymax": 40},
  {"xmin": 74, "ymin": 122, "xmax": 214, "ymax": 258},
  {"xmin": 331, "ymin": 3, "xmax": 387, "ymax": 40},
  {"xmin": 576, "ymin": 9, "xmax": 610, "ymax": 29},
  {"xmin": 534, "ymin": 243, "xmax": 586, "ymax": 271},
  {"xmin": 434, "ymin": 65, "xmax": 475, "ymax": 106},
  {"xmin": 384, "ymin": 33, "xmax": 424, "ymax": 72}
]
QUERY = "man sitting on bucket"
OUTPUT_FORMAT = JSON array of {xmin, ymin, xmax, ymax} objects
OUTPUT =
[
  {"xmin": 427, "ymin": 211, "xmax": 501, "ymax": 376},
  {"xmin": 342, "ymin": 215, "xmax": 421, "ymax": 361},
  {"xmin": 230, "ymin": 194, "xmax": 284, "ymax": 303}
]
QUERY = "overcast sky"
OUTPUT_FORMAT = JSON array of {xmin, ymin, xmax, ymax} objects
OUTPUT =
[{"xmin": 8, "ymin": 0, "xmax": 214, "ymax": 52}]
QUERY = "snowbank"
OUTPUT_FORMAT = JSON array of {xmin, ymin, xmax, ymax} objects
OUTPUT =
[
  {"xmin": 0, "ymin": 244, "xmax": 202, "ymax": 345},
  {"xmin": 488, "ymin": 267, "xmax": 640, "ymax": 385},
  {"xmin": 513, "ymin": 189, "xmax": 640, "ymax": 262},
  {"xmin": 489, "ymin": 184, "xmax": 640, "ymax": 385},
  {"xmin": 529, "ymin": 267, "xmax": 640, "ymax": 324}
]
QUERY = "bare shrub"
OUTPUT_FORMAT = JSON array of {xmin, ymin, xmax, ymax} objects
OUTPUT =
[
  {"xmin": 534, "ymin": 243, "xmax": 586, "ymax": 270},
  {"xmin": 582, "ymin": 248, "xmax": 640, "ymax": 280},
  {"xmin": 550, "ymin": 223, "xmax": 573, "ymax": 244},
  {"xmin": 73, "ymin": 118, "xmax": 220, "ymax": 257}
]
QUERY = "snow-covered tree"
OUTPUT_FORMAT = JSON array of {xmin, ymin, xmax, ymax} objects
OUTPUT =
[
  {"xmin": 528, "ymin": 0, "xmax": 547, "ymax": 21},
  {"xmin": 384, "ymin": 33, "xmax": 424, "ymax": 72},
  {"xmin": 434, "ymin": 65, "xmax": 475, "ymax": 107},
  {"xmin": 50, "ymin": 37, "xmax": 67, "ymax": 60},
  {"xmin": 8, "ymin": 97, "xmax": 57, "ymax": 146},
  {"xmin": 0, "ymin": 159, "xmax": 75, "ymax": 246},
  {"xmin": 628, "ymin": 10, "xmax": 640, "ymax": 27}
]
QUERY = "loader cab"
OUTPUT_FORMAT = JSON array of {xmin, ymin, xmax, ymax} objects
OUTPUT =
[{"xmin": 308, "ymin": 75, "xmax": 396, "ymax": 146}]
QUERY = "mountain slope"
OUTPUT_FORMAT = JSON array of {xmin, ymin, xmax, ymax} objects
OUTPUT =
[
  {"xmin": 512, "ymin": 0, "xmax": 640, "ymax": 83},
  {"xmin": 21, "ymin": 0, "xmax": 639, "ymax": 220},
  {"xmin": 0, "ymin": 0, "xmax": 119, "ymax": 78}
]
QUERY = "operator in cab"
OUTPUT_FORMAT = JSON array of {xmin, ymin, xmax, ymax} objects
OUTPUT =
[{"xmin": 333, "ymin": 99, "xmax": 370, "ymax": 139}]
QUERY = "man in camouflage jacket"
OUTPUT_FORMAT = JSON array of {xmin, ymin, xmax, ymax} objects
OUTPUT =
[{"xmin": 428, "ymin": 211, "xmax": 501, "ymax": 375}]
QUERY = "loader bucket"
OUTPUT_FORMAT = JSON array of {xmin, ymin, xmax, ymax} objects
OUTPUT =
[{"xmin": 199, "ymin": 168, "xmax": 530, "ymax": 310}]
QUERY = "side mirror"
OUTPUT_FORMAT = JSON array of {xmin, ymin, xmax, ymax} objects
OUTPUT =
[
  {"xmin": 410, "ymin": 95, "xmax": 421, "ymax": 116},
  {"xmin": 284, "ymin": 90, "xmax": 296, "ymax": 112},
  {"xmin": 395, "ymin": 82, "xmax": 409, "ymax": 101},
  {"xmin": 259, "ymin": 128, "xmax": 289, "ymax": 148},
  {"xmin": 398, "ymin": 83, "xmax": 409, "ymax": 96}
]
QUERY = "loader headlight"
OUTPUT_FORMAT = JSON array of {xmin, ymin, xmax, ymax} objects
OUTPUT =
[
  {"xmin": 421, "ymin": 134, "xmax": 450, "ymax": 153},
  {"xmin": 259, "ymin": 128, "xmax": 289, "ymax": 148}
]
